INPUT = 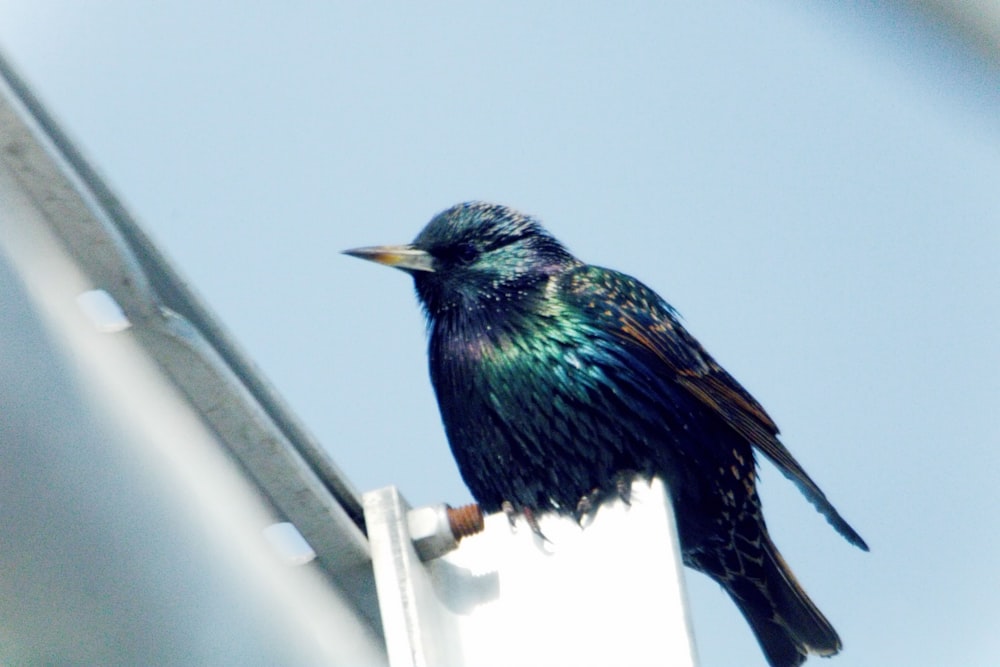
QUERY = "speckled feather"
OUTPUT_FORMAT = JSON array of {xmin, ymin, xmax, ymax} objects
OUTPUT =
[{"xmin": 345, "ymin": 202, "xmax": 868, "ymax": 667}]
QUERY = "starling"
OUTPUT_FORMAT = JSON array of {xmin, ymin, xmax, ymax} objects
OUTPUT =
[{"xmin": 345, "ymin": 202, "xmax": 867, "ymax": 667}]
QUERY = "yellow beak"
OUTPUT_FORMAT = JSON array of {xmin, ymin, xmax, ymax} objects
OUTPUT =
[{"xmin": 342, "ymin": 244, "xmax": 436, "ymax": 273}]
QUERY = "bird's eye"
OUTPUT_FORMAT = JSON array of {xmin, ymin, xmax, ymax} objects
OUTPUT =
[
  {"xmin": 453, "ymin": 242, "xmax": 478, "ymax": 264},
  {"xmin": 434, "ymin": 241, "xmax": 479, "ymax": 267}
]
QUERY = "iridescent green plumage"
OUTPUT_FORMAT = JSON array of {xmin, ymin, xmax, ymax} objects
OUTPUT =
[{"xmin": 345, "ymin": 202, "xmax": 867, "ymax": 667}]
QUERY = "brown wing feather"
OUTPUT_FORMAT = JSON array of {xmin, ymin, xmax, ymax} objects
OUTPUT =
[{"xmin": 568, "ymin": 266, "xmax": 868, "ymax": 551}]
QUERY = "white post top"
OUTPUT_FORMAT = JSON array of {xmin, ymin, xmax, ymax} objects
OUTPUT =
[{"xmin": 365, "ymin": 477, "xmax": 698, "ymax": 667}]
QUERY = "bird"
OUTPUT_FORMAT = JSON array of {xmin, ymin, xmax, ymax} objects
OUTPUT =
[{"xmin": 344, "ymin": 202, "xmax": 868, "ymax": 667}]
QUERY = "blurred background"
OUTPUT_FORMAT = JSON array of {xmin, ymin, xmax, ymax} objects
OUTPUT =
[{"xmin": 1, "ymin": 3, "xmax": 997, "ymax": 665}]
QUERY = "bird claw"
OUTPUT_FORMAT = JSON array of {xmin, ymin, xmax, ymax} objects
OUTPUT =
[
  {"xmin": 575, "ymin": 471, "xmax": 638, "ymax": 527},
  {"xmin": 502, "ymin": 501, "xmax": 550, "ymax": 543},
  {"xmin": 615, "ymin": 471, "xmax": 634, "ymax": 507},
  {"xmin": 574, "ymin": 491, "xmax": 600, "ymax": 527}
]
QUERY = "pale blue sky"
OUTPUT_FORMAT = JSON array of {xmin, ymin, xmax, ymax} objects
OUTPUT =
[{"xmin": 2, "ymin": 3, "xmax": 998, "ymax": 665}]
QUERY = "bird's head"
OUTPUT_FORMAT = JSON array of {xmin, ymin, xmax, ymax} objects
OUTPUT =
[{"xmin": 344, "ymin": 202, "xmax": 577, "ymax": 320}]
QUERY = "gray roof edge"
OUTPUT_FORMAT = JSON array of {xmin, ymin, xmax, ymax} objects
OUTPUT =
[
  {"xmin": 0, "ymin": 53, "xmax": 364, "ymax": 529},
  {"xmin": 0, "ymin": 51, "xmax": 376, "ymax": 623}
]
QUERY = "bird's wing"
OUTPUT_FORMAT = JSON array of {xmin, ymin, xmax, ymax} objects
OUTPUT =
[{"xmin": 563, "ymin": 265, "xmax": 868, "ymax": 551}]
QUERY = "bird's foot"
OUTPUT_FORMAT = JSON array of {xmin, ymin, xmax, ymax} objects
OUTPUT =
[
  {"xmin": 502, "ymin": 501, "xmax": 550, "ymax": 543},
  {"xmin": 574, "ymin": 491, "xmax": 600, "ymax": 527},
  {"xmin": 502, "ymin": 500, "xmax": 519, "ymax": 529},
  {"xmin": 522, "ymin": 507, "xmax": 547, "ymax": 541},
  {"xmin": 575, "ymin": 471, "xmax": 639, "ymax": 527},
  {"xmin": 614, "ymin": 470, "xmax": 635, "ymax": 507}
]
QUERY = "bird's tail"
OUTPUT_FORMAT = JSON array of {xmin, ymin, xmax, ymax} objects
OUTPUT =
[{"xmin": 721, "ymin": 532, "xmax": 842, "ymax": 667}]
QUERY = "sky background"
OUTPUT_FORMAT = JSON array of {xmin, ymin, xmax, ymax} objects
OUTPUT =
[{"xmin": 2, "ymin": 3, "xmax": 999, "ymax": 666}]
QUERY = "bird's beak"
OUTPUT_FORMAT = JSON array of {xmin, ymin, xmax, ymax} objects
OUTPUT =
[{"xmin": 342, "ymin": 244, "xmax": 436, "ymax": 273}]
